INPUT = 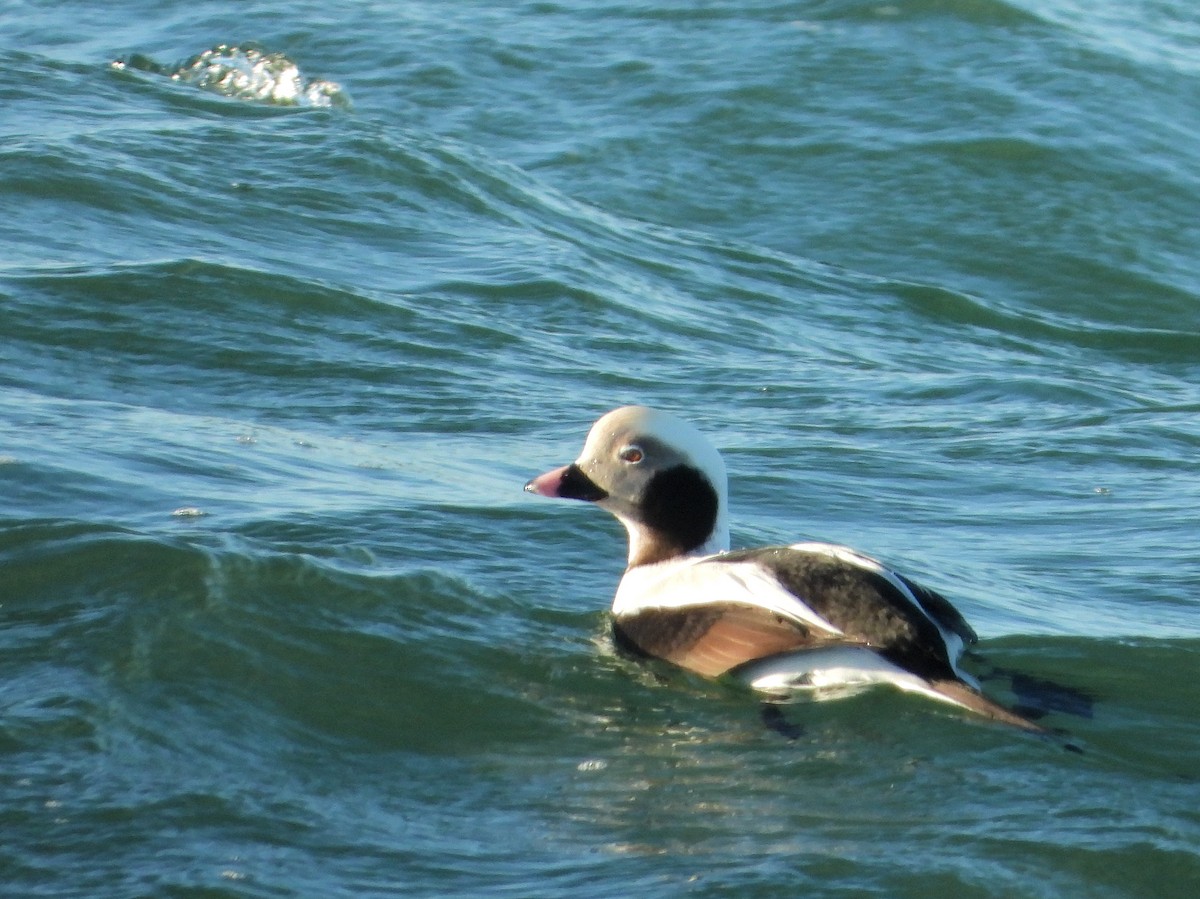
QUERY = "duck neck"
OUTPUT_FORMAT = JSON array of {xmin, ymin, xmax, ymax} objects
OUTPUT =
[{"xmin": 621, "ymin": 515, "xmax": 729, "ymax": 569}]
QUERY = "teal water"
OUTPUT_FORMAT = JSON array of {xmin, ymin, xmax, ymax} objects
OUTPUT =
[{"xmin": 2, "ymin": 1, "xmax": 1199, "ymax": 896}]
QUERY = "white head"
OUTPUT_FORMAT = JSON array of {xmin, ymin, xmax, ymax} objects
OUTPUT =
[{"xmin": 525, "ymin": 406, "xmax": 730, "ymax": 567}]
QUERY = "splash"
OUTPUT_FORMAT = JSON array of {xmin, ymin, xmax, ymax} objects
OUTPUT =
[{"xmin": 112, "ymin": 43, "xmax": 350, "ymax": 109}]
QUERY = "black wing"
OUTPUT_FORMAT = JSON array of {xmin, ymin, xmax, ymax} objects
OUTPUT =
[{"xmin": 712, "ymin": 546, "xmax": 973, "ymax": 681}]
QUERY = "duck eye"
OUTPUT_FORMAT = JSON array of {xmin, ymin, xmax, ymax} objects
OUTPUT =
[{"xmin": 618, "ymin": 445, "xmax": 644, "ymax": 464}]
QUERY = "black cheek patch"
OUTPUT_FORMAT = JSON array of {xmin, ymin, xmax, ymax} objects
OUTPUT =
[{"xmin": 640, "ymin": 464, "xmax": 718, "ymax": 554}]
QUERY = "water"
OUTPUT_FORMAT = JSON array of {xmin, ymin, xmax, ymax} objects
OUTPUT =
[{"xmin": 2, "ymin": 1, "xmax": 1198, "ymax": 896}]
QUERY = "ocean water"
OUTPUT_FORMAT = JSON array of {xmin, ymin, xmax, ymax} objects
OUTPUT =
[{"xmin": 2, "ymin": 1, "xmax": 1198, "ymax": 896}]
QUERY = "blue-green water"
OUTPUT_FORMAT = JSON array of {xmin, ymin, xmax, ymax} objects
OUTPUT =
[{"xmin": 2, "ymin": 1, "xmax": 1198, "ymax": 896}]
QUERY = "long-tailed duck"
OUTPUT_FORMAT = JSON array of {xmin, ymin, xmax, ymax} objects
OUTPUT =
[{"xmin": 525, "ymin": 405, "xmax": 1043, "ymax": 732}]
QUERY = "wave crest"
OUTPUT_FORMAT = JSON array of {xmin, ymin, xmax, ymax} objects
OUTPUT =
[{"xmin": 113, "ymin": 44, "xmax": 349, "ymax": 109}]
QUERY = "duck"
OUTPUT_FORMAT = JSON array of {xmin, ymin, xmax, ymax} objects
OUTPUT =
[{"xmin": 525, "ymin": 405, "xmax": 1044, "ymax": 732}]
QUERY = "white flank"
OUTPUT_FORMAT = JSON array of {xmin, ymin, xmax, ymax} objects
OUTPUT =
[
  {"xmin": 736, "ymin": 647, "xmax": 976, "ymax": 710},
  {"xmin": 612, "ymin": 554, "xmax": 844, "ymax": 637}
]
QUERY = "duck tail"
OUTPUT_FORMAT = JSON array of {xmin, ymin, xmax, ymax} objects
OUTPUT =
[{"xmin": 927, "ymin": 679, "xmax": 1048, "ymax": 733}]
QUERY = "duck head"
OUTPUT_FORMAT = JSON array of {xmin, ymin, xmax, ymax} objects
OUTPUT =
[{"xmin": 525, "ymin": 406, "xmax": 730, "ymax": 568}]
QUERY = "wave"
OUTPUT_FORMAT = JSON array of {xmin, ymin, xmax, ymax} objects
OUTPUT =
[
  {"xmin": 0, "ymin": 520, "xmax": 608, "ymax": 753},
  {"xmin": 3, "ymin": 515, "xmax": 1197, "ymax": 767},
  {"xmin": 799, "ymin": 0, "xmax": 1046, "ymax": 27},
  {"xmin": 887, "ymin": 278, "xmax": 1200, "ymax": 362},
  {"xmin": 6, "ymin": 49, "xmax": 1188, "ymax": 379},
  {"xmin": 3, "ymin": 506, "xmax": 1197, "ymax": 899},
  {"xmin": 112, "ymin": 44, "xmax": 350, "ymax": 109}
]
